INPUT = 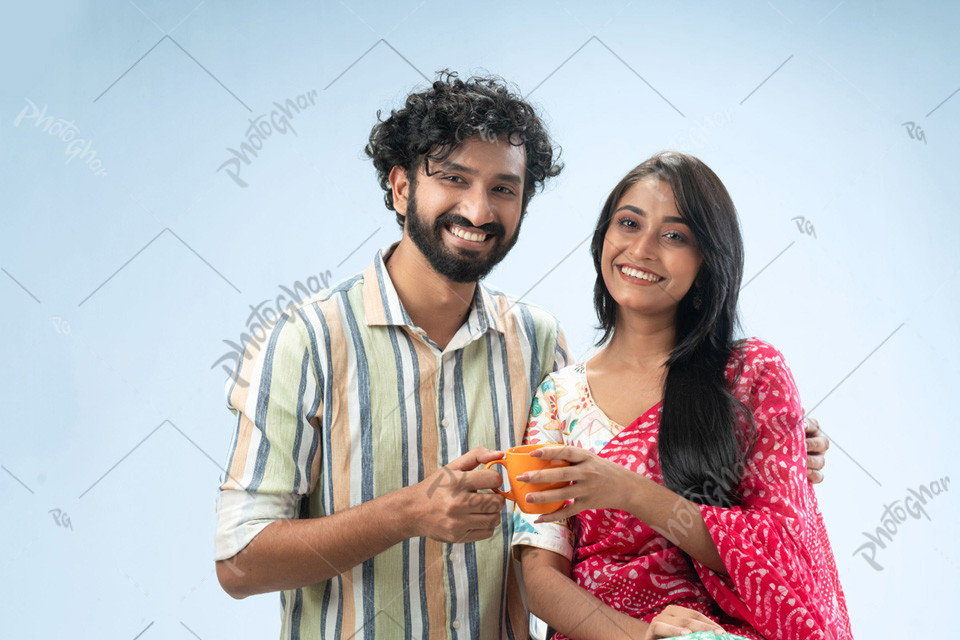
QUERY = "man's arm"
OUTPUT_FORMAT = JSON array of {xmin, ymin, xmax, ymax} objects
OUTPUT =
[{"xmin": 216, "ymin": 447, "xmax": 505, "ymax": 599}]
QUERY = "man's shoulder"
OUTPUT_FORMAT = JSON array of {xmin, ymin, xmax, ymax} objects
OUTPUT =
[
  {"xmin": 481, "ymin": 284, "xmax": 561, "ymax": 333},
  {"xmin": 283, "ymin": 271, "xmax": 365, "ymax": 317}
]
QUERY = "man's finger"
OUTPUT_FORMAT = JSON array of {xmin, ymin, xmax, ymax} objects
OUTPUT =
[
  {"xmin": 807, "ymin": 453, "xmax": 825, "ymax": 471},
  {"xmin": 446, "ymin": 447, "xmax": 503, "ymax": 472},
  {"xmin": 808, "ymin": 469, "xmax": 824, "ymax": 484},
  {"xmin": 452, "ymin": 526, "xmax": 500, "ymax": 544},
  {"xmin": 806, "ymin": 434, "xmax": 830, "ymax": 455},
  {"xmin": 462, "ymin": 468, "xmax": 507, "ymax": 491},
  {"xmin": 462, "ymin": 493, "xmax": 506, "ymax": 515},
  {"xmin": 804, "ymin": 417, "xmax": 820, "ymax": 435}
]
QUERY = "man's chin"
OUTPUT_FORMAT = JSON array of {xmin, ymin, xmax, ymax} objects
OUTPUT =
[{"xmin": 430, "ymin": 254, "xmax": 498, "ymax": 283}]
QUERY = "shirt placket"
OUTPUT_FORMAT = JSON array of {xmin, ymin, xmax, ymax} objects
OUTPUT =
[{"xmin": 436, "ymin": 346, "xmax": 469, "ymax": 639}]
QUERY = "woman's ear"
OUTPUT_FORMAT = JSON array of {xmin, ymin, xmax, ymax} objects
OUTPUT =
[{"xmin": 388, "ymin": 165, "xmax": 410, "ymax": 217}]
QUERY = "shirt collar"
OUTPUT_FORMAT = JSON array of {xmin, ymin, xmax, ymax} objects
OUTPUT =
[{"xmin": 363, "ymin": 243, "xmax": 505, "ymax": 335}]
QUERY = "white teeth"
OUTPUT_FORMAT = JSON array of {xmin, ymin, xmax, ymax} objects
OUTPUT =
[
  {"xmin": 620, "ymin": 265, "xmax": 662, "ymax": 282},
  {"xmin": 450, "ymin": 226, "xmax": 487, "ymax": 242}
]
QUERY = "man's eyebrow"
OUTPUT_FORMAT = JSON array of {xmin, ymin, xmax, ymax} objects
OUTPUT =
[
  {"xmin": 439, "ymin": 161, "xmax": 523, "ymax": 185},
  {"xmin": 614, "ymin": 205, "xmax": 687, "ymax": 224}
]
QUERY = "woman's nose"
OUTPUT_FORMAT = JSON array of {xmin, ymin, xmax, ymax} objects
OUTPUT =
[{"xmin": 625, "ymin": 230, "xmax": 658, "ymax": 261}]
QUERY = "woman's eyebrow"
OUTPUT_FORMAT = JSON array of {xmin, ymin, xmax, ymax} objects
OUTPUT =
[
  {"xmin": 615, "ymin": 205, "xmax": 644, "ymax": 216},
  {"xmin": 615, "ymin": 205, "xmax": 688, "ymax": 224}
]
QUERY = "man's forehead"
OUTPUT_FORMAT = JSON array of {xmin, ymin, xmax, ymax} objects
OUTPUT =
[{"xmin": 434, "ymin": 137, "xmax": 526, "ymax": 177}]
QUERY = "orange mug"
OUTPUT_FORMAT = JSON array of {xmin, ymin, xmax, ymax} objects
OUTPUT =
[{"xmin": 484, "ymin": 444, "xmax": 569, "ymax": 514}]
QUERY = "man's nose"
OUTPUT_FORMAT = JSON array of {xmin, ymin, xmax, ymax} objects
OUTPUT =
[{"xmin": 457, "ymin": 187, "xmax": 495, "ymax": 227}]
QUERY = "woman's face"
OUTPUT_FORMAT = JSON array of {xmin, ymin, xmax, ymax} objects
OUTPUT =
[{"xmin": 600, "ymin": 178, "xmax": 703, "ymax": 319}]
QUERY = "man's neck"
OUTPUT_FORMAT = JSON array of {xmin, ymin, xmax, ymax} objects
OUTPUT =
[{"xmin": 385, "ymin": 239, "xmax": 477, "ymax": 350}]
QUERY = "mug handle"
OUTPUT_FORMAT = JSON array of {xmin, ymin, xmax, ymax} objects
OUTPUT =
[{"xmin": 483, "ymin": 460, "xmax": 515, "ymax": 501}]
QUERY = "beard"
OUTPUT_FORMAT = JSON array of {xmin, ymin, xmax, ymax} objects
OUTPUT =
[{"xmin": 404, "ymin": 189, "xmax": 522, "ymax": 283}]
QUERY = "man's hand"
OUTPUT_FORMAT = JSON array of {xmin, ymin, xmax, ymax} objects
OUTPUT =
[
  {"xmin": 405, "ymin": 447, "xmax": 506, "ymax": 544},
  {"xmin": 804, "ymin": 417, "xmax": 829, "ymax": 484}
]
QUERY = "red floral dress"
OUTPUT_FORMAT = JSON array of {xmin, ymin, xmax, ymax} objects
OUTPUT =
[{"xmin": 512, "ymin": 339, "xmax": 852, "ymax": 640}]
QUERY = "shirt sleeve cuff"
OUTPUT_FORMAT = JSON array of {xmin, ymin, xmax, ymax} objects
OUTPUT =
[
  {"xmin": 214, "ymin": 489, "xmax": 299, "ymax": 561},
  {"xmin": 510, "ymin": 508, "xmax": 574, "ymax": 562}
]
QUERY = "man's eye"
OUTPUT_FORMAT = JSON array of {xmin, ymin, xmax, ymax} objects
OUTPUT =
[
  {"xmin": 444, "ymin": 175, "xmax": 465, "ymax": 183},
  {"xmin": 494, "ymin": 186, "xmax": 516, "ymax": 195}
]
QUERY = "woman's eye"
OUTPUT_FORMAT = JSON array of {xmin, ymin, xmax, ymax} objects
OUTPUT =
[
  {"xmin": 664, "ymin": 231, "xmax": 686, "ymax": 242},
  {"xmin": 617, "ymin": 216, "xmax": 638, "ymax": 228}
]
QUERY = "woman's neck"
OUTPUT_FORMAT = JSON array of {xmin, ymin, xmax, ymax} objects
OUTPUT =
[{"xmin": 599, "ymin": 309, "xmax": 677, "ymax": 372}]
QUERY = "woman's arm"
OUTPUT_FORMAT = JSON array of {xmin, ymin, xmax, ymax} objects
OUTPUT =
[
  {"xmin": 521, "ymin": 546, "xmax": 643, "ymax": 640},
  {"xmin": 520, "ymin": 448, "xmax": 726, "ymax": 574},
  {"xmin": 521, "ymin": 546, "xmax": 724, "ymax": 640}
]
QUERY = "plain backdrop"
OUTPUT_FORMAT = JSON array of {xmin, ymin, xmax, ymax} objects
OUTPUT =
[{"xmin": 2, "ymin": 1, "xmax": 958, "ymax": 637}]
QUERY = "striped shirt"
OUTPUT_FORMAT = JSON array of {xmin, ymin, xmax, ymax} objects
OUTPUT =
[{"xmin": 216, "ymin": 245, "xmax": 568, "ymax": 639}]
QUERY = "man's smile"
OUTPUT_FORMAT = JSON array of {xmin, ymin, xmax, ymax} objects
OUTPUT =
[{"xmin": 446, "ymin": 223, "xmax": 490, "ymax": 244}]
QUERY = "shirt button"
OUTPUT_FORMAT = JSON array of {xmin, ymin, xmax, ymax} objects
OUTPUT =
[
  {"xmin": 440, "ymin": 418, "xmax": 450, "ymax": 428},
  {"xmin": 448, "ymin": 552, "xmax": 456, "ymax": 562},
  {"xmin": 452, "ymin": 621, "xmax": 461, "ymax": 630}
]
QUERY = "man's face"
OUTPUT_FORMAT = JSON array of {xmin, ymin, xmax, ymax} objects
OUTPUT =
[{"xmin": 401, "ymin": 137, "xmax": 527, "ymax": 283}]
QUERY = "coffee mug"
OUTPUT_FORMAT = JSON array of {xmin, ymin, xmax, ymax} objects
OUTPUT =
[{"xmin": 484, "ymin": 444, "xmax": 570, "ymax": 514}]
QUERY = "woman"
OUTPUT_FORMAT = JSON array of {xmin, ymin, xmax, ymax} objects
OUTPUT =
[{"xmin": 512, "ymin": 152, "xmax": 851, "ymax": 640}]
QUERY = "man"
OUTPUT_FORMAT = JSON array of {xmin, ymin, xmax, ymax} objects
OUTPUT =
[{"xmin": 215, "ymin": 71, "xmax": 829, "ymax": 639}]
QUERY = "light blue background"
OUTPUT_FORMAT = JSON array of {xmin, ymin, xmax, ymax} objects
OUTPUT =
[{"xmin": 2, "ymin": 1, "xmax": 958, "ymax": 637}]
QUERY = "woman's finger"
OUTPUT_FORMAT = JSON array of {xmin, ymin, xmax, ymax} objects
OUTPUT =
[
  {"xmin": 647, "ymin": 621, "xmax": 691, "ymax": 639},
  {"xmin": 524, "ymin": 487, "xmax": 574, "ymax": 504},
  {"xmin": 533, "ymin": 501, "xmax": 580, "ymax": 523},
  {"xmin": 516, "ymin": 467, "xmax": 576, "ymax": 484},
  {"xmin": 529, "ymin": 445, "xmax": 586, "ymax": 462}
]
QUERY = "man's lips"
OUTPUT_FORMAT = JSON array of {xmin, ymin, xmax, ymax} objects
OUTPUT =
[{"xmin": 617, "ymin": 264, "xmax": 664, "ymax": 283}]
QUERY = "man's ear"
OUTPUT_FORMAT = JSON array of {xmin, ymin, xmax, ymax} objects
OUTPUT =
[{"xmin": 389, "ymin": 165, "xmax": 410, "ymax": 217}]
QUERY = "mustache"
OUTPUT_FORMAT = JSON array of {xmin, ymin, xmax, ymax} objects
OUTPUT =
[{"xmin": 436, "ymin": 213, "xmax": 505, "ymax": 238}]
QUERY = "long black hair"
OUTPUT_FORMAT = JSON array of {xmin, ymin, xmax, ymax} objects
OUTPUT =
[{"xmin": 590, "ymin": 151, "xmax": 753, "ymax": 507}]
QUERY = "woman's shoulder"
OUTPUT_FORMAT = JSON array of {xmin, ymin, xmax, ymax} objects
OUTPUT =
[
  {"xmin": 727, "ymin": 337, "xmax": 796, "ymax": 389},
  {"xmin": 729, "ymin": 337, "xmax": 790, "ymax": 367},
  {"xmin": 543, "ymin": 362, "xmax": 586, "ymax": 384}
]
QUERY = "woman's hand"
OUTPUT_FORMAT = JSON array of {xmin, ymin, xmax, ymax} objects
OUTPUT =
[
  {"xmin": 519, "ymin": 445, "xmax": 643, "ymax": 523},
  {"xmin": 642, "ymin": 605, "xmax": 725, "ymax": 639}
]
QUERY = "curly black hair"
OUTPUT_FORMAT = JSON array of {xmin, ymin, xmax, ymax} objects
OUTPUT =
[{"xmin": 365, "ymin": 70, "xmax": 563, "ymax": 227}]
